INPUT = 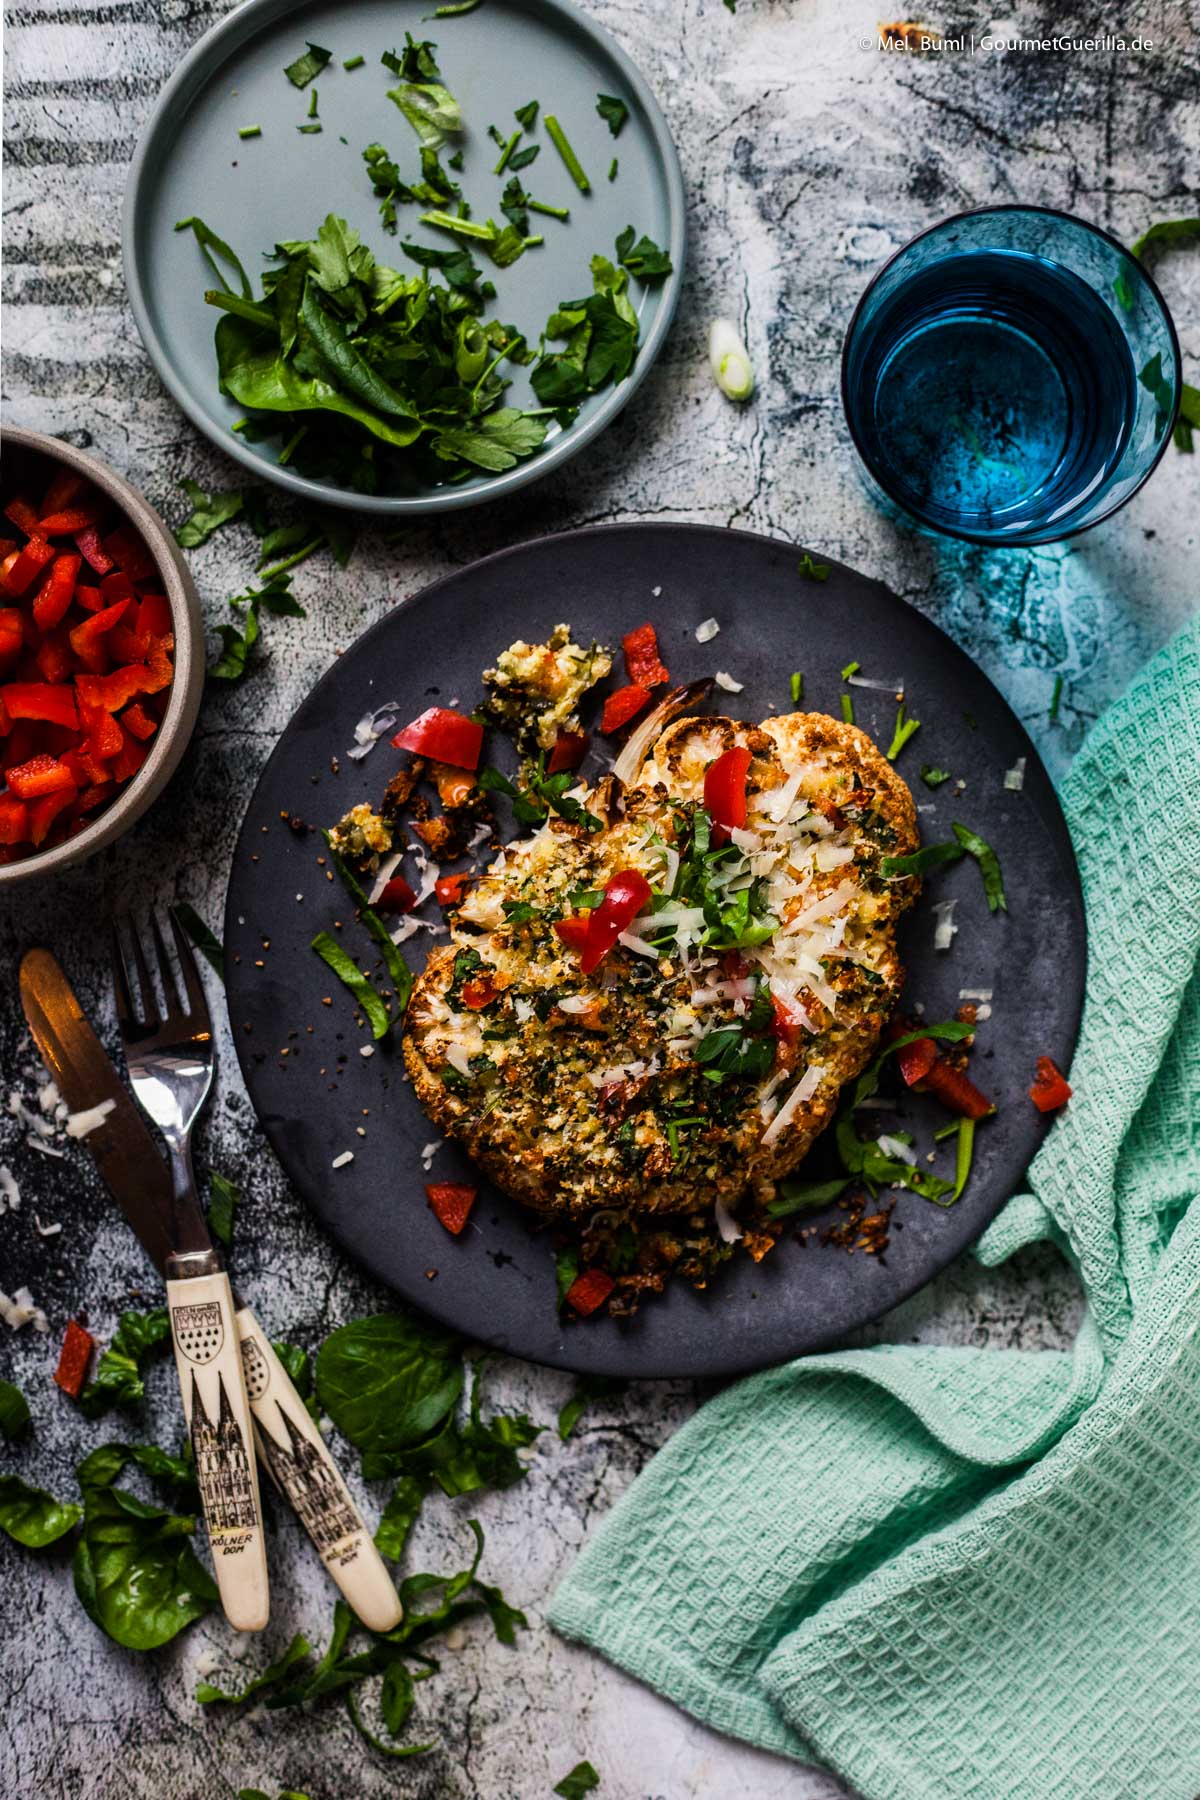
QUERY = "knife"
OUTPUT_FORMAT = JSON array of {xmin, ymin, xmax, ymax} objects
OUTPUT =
[{"xmin": 19, "ymin": 948, "xmax": 402, "ymax": 1634}]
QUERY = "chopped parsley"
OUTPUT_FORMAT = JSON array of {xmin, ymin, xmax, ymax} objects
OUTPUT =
[
  {"xmin": 283, "ymin": 42, "xmax": 331, "ymax": 88},
  {"xmin": 514, "ymin": 100, "xmax": 539, "ymax": 130},
  {"xmin": 608, "ymin": 157, "xmax": 618, "ymax": 182},
  {"xmin": 920, "ymin": 764, "xmax": 951, "ymax": 787},
  {"xmin": 311, "ymin": 932, "xmax": 391, "ymax": 1039},
  {"xmin": 596, "ymin": 93, "xmax": 629, "ymax": 136},
  {"xmin": 615, "ymin": 223, "xmax": 672, "ymax": 283},
  {"xmin": 797, "ymin": 552, "xmax": 830, "ymax": 581},
  {"xmin": 840, "ymin": 660, "xmax": 860, "ymax": 681}
]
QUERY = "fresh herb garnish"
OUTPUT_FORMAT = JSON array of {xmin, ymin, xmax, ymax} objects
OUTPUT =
[
  {"xmin": 384, "ymin": 37, "xmax": 463, "ymax": 149},
  {"xmin": 615, "ymin": 223, "xmax": 672, "ymax": 283},
  {"xmin": 284, "ymin": 42, "xmax": 332, "ymax": 89},
  {"xmin": 840, "ymin": 693, "xmax": 854, "ymax": 724},
  {"xmin": 767, "ymin": 1176, "xmax": 853, "ymax": 1218},
  {"xmin": 343, "ymin": 53, "xmax": 365, "ymax": 70},
  {"xmin": 0, "ymin": 1379, "xmax": 30, "ymax": 1440},
  {"xmin": 790, "ymin": 671, "xmax": 804, "ymax": 702},
  {"xmin": 207, "ymin": 1171, "xmax": 240, "ymax": 1247},
  {"xmin": 323, "ymin": 832, "xmax": 415, "ymax": 1013},
  {"xmin": 174, "ymin": 477, "xmax": 244, "ymax": 547},
  {"xmin": 311, "ymin": 931, "xmax": 392, "ymax": 1039},
  {"xmin": 885, "ymin": 701, "xmax": 920, "ymax": 761},
  {"xmin": 952, "ymin": 821, "xmax": 1007, "ymax": 912},
  {"xmin": 80, "ymin": 1309, "xmax": 171, "ymax": 1417},
  {"xmin": 1050, "ymin": 674, "xmax": 1064, "ymax": 722},
  {"xmin": 920, "ymin": 764, "xmax": 951, "ymax": 787},
  {"xmin": 209, "ymin": 572, "xmax": 306, "ymax": 682},
  {"xmin": 797, "ymin": 552, "xmax": 830, "ymax": 581},
  {"xmin": 0, "ymin": 1473, "xmax": 81, "ymax": 1547},
  {"xmin": 515, "ymin": 99, "xmax": 539, "ymax": 130},
  {"xmin": 544, "ymin": 113, "xmax": 590, "ymax": 192},
  {"xmin": 557, "ymin": 1375, "xmax": 622, "ymax": 1441},
  {"xmin": 172, "ymin": 900, "xmax": 225, "ymax": 980},
  {"xmin": 694, "ymin": 1025, "xmax": 775, "ymax": 1081},
  {"xmin": 554, "ymin": 1764, "xmax": 601, "ymax": 1799},
  {"xmin": 608, "ymin": 157, "xmax": 618, "ymax": 182},
  {"xmin": 1115, "ymin": 217, "xmax": 1200, "ymax": 309},
  {"xmin": 879, "ymin": 841, "xmax": 963, "ymax": 879},
  {"xmin": 596, "ymin": 93, "xmax": 629, "ymax": 136},
  {"xmin": 238, "ymin": 125, "xmax": 262, "ymax": 140}
]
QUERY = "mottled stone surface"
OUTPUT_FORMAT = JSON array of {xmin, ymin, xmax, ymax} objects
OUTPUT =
[{"xmin": 2, "ymin": 1, "xmax": 1197, "ymax": 1796}]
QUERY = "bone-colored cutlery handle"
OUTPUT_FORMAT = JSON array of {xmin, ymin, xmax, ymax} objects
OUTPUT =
[
  {"xmin": 166, "ymin": 1269, "xmax": 269, "ymax": 1632},
  {"xmin": 234, "ymin": 1306, "xmax": 403, "ymax": 1634}
]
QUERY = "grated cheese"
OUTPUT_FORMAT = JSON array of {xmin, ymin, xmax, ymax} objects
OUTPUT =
[
  {"xmin": 695, "ymin": 618, "xmax": 720, "ymax": 643},
  {"xmin": 65, "ymin": 1098, "xmax": 116, "ymax": 1139},
  {"xmin": 714, "ymin": 670, "xmax": 744, "ymax": 693}
]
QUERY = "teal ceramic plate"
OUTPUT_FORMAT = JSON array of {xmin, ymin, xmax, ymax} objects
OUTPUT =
[{"xmin": 123, "ymin": 0, "xmax": 685, "ymax": 514}]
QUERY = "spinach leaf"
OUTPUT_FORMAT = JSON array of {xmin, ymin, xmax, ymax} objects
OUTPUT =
[
  {"xmin": 80, "ymin": 1308, "xmax": 171, "ymax": 1417},
  {"xmin": 311, "ymin": 931, "xmax": 392, "ymax": 1039},
  {"xmin": 210, "ymin": 571, "xmax": 306, "ymax": 683},
  {"xmin": 557, "ymin": 1375, "xmax": 622, "ymax": 1441},
  {"xmin": 0, "ymin": 1472, "xmax": 80, "ymax": 1547},
  {"xmin": 432, "ymin": 408, "xmax": 547, "ymax": 472},
  {"xmin": 198, "ymin": 1632, "xmax": 314, "ymax": 1704},
  {"xmin": 73, "ymin": 1481, "xmax": 216, "ymax": 1648},
  {"xmin": 76, "ymin": 1440, "xmax": 197, "ymax": 1504},
  {"xmin": 614, "ymin": 224, "xmax": 672, "ymax": 283},
  {"xmin": 323, "ymin": 832, "xmax": 415, "ymax": 1015},
  {"xmin": 175, "ymin": 477, "xmax": 244, "ymax": 547},
  {"xmin": 172, "ymin": 900, "xmax": 225, "ymax": 980},
  {"xmin": 0, "ymin": 1377, "xmax": 30, "ymax": 1439},
  {"xmin": 694, "ymin": 1026, "xmax": 775, "ymax": 1081},
  {"xmin": 284, "ymin": 42, "xmax": 331, "ymax": 88},
  {"xmin": 767, "ymin": 1176, "xmax": 853, "ymax": 1218},
  {"xmin": 596, "ymin": 94, "xmax": 628, "ymax": 136},
  {"xmin": 878, "ymin": 841, "xmax": 964, "ymax": 880},
  {"xmin": 555, "ymin": 1763, "xmax": 601, "ymax": 1798},
  {"xmin": 207, "ymin": 1170, "xmax": 240, "ymax": 1247},
  {"xmin": 315, "ymin": 1313, "xmax": 463, "ymax": 1465},
  {"xmin": 514, "ymin": 99, "xmax": 539, "ymax": 129},
  {"xmin": 952, "ymin": 822, "xmax": 1007, "ymax": 913}
]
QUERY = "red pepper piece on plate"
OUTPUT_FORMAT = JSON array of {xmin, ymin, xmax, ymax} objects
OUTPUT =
[
  {"xmin": 1, "ymin": 536, "xmax": 56, "ymax": 599},
  {"xmin": 0, "ymin": 794, "xmax": 30, "ymax": 844},
  {"xmin": 29, "ymin": 784, "xmax": 77, "ymax": 845},
  {"xmin": 120, "ymin": 702, "xmax": 157, "ymax": 742},
  {"xmin": 376, "ymin": 873, "xmax": 418, "ymax": 913},
  {"xmin": 435, "ymin": 873, "xmax": 471, "ymax": 906},
  {"xmin": 2, "ymin": 681, "xmax": 79, "ymax": 730},
  {"xmin": 1030, "ymin": 1055, "xmax": 1072, "ymax": 1113},
  {"xmin": 392, "ymin": 706, "xmax": 483, "ymax": 772},
  {"xmin": 769, "ymin": 991, "xmax": 805, "ymax": 1045},
  {"xmin": 918, "ymin": 1057, "xmax": 994, "ymax": 1120},
  {"xmin": 99, "ymin": 570, "xmax": 136, "ymax": 608},
  {"xmin": 554, "ymin": 915, "xmax": 591, "ymax": 952},
  {"xmin": 75, "ymin": 780, "xmax": 116, "ymax": 814},
  {"xmin": 6, "ymin": 753, "xmax": 76, "ymax": 800},
  {"xmin": 564, "ymin": 1268, "xmax": 615, "ymax": 1316},
  {"xmin": 600, "ymin": 683, "xmax": 651, "ymax": 735},
  {"xmin": 425, "ymin": 1181, "xmax": 478, "ymax": 1235},
  {"xmin": 461, "ymin": 972, "xmax": 507, "ymax": 1010},
  {"xmin": 622, "ymin": 622, "xmax": 669, "ymax": 688},
  {"xmin": 53, "ymin": 1318, "xmax": 96, "ymax": 1398},
  {"xmin": 703, "ymin": 744, "xmax": 751, "ymax": 845},
  {"xmin": 74, "ymin": 525, "xmax": 114, "ymax": 575},
  {"xmin": 2, "ymin": 720, "xmax": 37, "ymax": 771},
  {"xmin": 102, "ymin": 525, "xmax": 156, "ymax": 582},
  {"xmin": 546, "ymin": 728, "xmax": 589, "ymax": 774},
  {"xmin": 578, "ymin": 868, "xmax": 653, "ymax": 975},
  {"xmin": 897, "ymin": 1034, "xmax": 938, "ymax": 1086}
]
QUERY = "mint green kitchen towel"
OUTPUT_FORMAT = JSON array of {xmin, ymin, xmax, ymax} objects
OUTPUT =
[{"xmin": 550, "ymin": 616, "xmax": 1200, "ymax": 1800}]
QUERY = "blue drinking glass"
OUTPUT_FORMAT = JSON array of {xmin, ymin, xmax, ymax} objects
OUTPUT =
[{"xmin": 841, "ymin": 206, "xmax": 1182, "ymax": 546}]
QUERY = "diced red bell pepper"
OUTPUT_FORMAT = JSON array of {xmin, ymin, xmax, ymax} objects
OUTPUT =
[
  {"xmin": 5, "ymin": 753, "xmax": 76, "ymax": 799},
  {"xmin": 704, "ymin": 745, "xmax": 752, "ymax": 844},
  {"xmin": 600, "ymin": 683, "xmax": 651, "ymax": 735},
  {"xmin": 2, "ymin": 681, "xmax": 79, "ymax": 729},
  {"xmin": 1030, "ymin": 1055, "xmax": 1072, "ymax": 1113},
  {"xmin": 392, "ymin": 706, "xmax": 483, "ymax": 772},
  {"xmin": 137, "ymin": 592, "xmax": 172, "ymax": 637},
  {"xmin": 34, "ymin": 628, "xmax": 76, "ymax": 686},
  {"xmin": 0, "ymin": 795, "xmax": 30, "ymax": 844},
  {"xmin": 897, "ymin": 1034, "xmax": 938, "ymax": 1086},
  {"xmin": 74, "ymin": 525, "xmax": 114, "ymax": 575},
  {"xmin": 53, "ymin": 1318, "xmax": 96, "ymax": 1398},
  {"xmin": 577, "ymin": 867, "xmax": 653, "ymax": 975},
  {"xmin": 69, "ymin": 597, "xmax": 130, "ymax": 673},
  {"xmin": 547, "ymin": 729, "xmax": 589, "ymax": 775},
  {"xmin": 120, "ymin": 702, "xmax": 157, "ymax": 742},
  {"xmin": 99, "ymin": 570, "xmax": 136, "ymax": 607},
  {"xmin": 31, "ymin": 553, "xmax": 81, "ymax": 633},
  {"xmin": 769, "ymin": 991, "xmax": 805, "ymax": 1045},
  {"xmin": 80, "ymin": 702, "xmax": 124, "ymax": 762},
  {"xmin": 0, "ymin": 607, "xmax": 22, "ymax": 670},
  {"xmin": 108, "ymin": 623, "xmax": 152, "ymax": 664},
  {"xmin": 75, "ymin": 780, "xmax": 116, "ymax": 814},
  {"xmin": 554, "ymin": 914, "xmax": 592, "ymax": 952},
  {"xmin": 1, "ymin": 536, "xmax": 56, "ymax": 598},
  {"xmin": 0, "ymin": 696, "xmax": 12, "ymax": 737},
  {"xmin": 2, "ymin": 720, "xmax": 36, "ymax": 771},
  {"xmin": 564, "ymin": 1268, "xmax": 615, "ymax": 1316},
  {"xmin": 37, "ymin": 503, "xmax": 105, "ymax": 536},
  {"xmin": 435, "ymin": 873, "xmax": 472, "ymax": 906},
  {"xmin": 376, "ymin": 873, "xmax": 418, "ymax": 913},
  {"xmin": 40, "ymin": 468, "xmax": 89, "ymax": 516},
  {"xmin": 622, "ymin": 622, "xmax": 670, "ymax": 688},
  {"xmin": 110, "ymin": 723, "xmax": 148, "ymax": 785},
  {"xmin": 73, "ymin": 584, "xmax": 104, "ymax": 613},
  {"xmin": 919, "ymin": 1057, "xmax": 994, "ymax": 1120},
  {"xmin": 142, "ymin": 635, "xmax": 174, "ymax": 695},
  {"xmin": 102, "ymin": 525, "xmax": 156, "ymax": 582},
  {"xmin": 425, "ymin": 1181, "xmax": 478, "ymax": 1235},
  {"xmin": 76, "ymin": 665, "xmax": 146, "ymax": 713},
  {"xmin": 461, "ymin": 973, "xmax": 504, "ymax": 1010},
  {"xmin": 29, "ymin": 784, "xmax": 77, "ymax": 845},
  {"xmin": 3, "ymin": 496, "xmax": 41, "ymax": 537}
]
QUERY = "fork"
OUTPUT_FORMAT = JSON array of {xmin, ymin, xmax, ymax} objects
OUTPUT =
[{"xmin": 113, "ymin": 912, "xmax": 402, "ymax": 1634}]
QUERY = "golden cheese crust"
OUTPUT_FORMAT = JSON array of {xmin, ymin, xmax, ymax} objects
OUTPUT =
[{"xmin": 403, "ymin": 711, "xmax": 919, "ymax": 1225}]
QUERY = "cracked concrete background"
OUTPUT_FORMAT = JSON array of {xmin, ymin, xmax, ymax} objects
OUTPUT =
[{"xmin": 2, "ymin": 0, "xmax": 1198, "ymax": 1796}]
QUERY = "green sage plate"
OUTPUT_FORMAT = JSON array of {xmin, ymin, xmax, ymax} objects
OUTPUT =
[{"xmin": 122, "ymin": 0, "xmax": 685, "ymax": 515}]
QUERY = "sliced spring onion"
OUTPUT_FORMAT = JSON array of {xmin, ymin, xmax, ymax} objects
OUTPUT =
[
  {"xmin": 323, "ymin": 834, "xmax": 415, "ymax": 1013},
  {"xmin": 952, "ymin": 822, "xmax": 1007, "ymax": 913},
  {"xmin": 879, "ymin": 841, "xmax": 964, "ymax": 879},
  {"xmin": 790, "ymin": 671, "xmax": 803, "ymax": 702},
  {"xmin": 312, "ymin": 932, "xmax": 390, "ymax": 1040},
  {"xmin": 840, "ymin": 693, "xmax": 854, "ymax": 724},
  {"xmin": 708, "ymin": 319, "xmax": 754, "ymax": 401},
  {"xmin": 885, "ymin": 703, "xmax": 921, "ymax": 761},
  {"xmin": 544, "ymin": 114, "xmax": 590, "ymax": 191}
]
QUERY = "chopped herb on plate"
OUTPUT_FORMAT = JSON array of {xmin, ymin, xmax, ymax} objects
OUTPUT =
[
  {"xmin": 596, "ymin": 93, "xmax": 629, "ymax": 136},
  {"xmin": 283, "ymin": 42, "xmax": 331, "ymax": 89}
]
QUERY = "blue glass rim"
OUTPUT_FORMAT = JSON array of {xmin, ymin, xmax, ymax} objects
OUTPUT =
[{"xmin": 839, "ymin": 203, "xmax": 1184, "ymax": 547}]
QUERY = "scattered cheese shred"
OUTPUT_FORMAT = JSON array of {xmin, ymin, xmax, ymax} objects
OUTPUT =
[
  {"xmin": 1004, "ymin": 757, "xmax": 1027, "ymax": 791},
  {"xmin": 331, "ymin": 1151, "xmax": 355, "ymax": 1170},
  {"xmin": 695, "ymin": 618, "xmax": 720, "ymax": 643},
  {"xmin": 714, "ymin": 670, "xmax": 744, "ymax": 693},
  {"xmin": 65, "ymin": 1098, "xmax": 116, "ymax": 1139}
]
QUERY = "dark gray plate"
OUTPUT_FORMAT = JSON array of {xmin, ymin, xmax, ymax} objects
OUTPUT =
[
  {"xmin": 122, "ymin": 0, "xmax": 684, "ymax": 515},
  {"xmin": 224, "ymin": 524, "xmax": 1085, "ymax": 1378}
]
